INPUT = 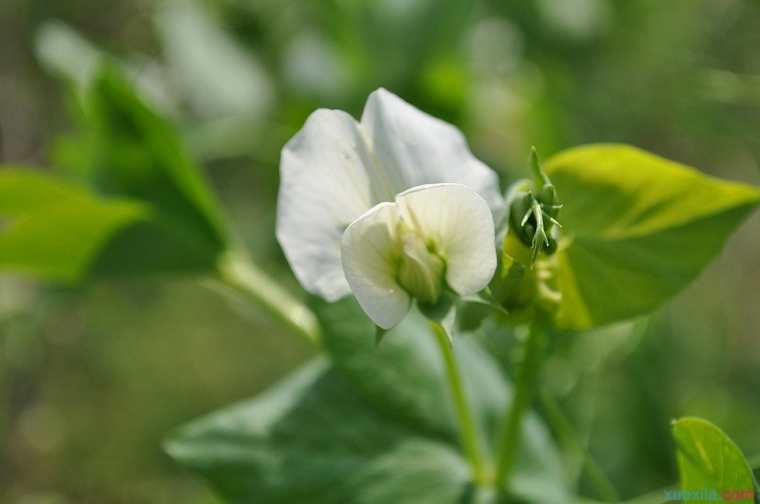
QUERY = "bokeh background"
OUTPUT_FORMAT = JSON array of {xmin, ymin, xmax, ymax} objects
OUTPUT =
[{"xmin": 1, "ymin": 0, "xmax": 759, "ymax": 502}]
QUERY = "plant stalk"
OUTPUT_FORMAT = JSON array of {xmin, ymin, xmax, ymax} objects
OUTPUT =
[
  {"xmin": 430, "ymin": 321, "xmax": 488, "ymax": 486},
  {"xmin": 215, "ymin": 250, "xmax": 321, "ymax": 345},
  {"xmin": 495, "ymin": 321, "xmax": 546, "ymax": 491}
]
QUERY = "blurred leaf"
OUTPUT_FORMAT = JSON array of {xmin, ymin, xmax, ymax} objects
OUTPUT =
[
  {"xmin": 544, "ymin": 144, "xmax": 760, "ymax": 331},
  {"xmin": 156, "ymin": 0, "xmax": 273, "ymax": 120},
  {"xmin": 672, "ymin": 417, "xmax": 757, "ymax": 503},
  {"xmin": 35, "ymin": 21, "xmax": 177, "ymax": 114},
  {"xmin": 0, "ymin": 168, "xmax": 145, "ymax": 282},
  {"xmin": 324, "ymin": 0, "xmax": 472, "ymax": 95},
  {"xmin": 166, "ymin": 359, "xmax": 485, "ymax": 504},
  {"xmin": 317, "ymin": 298, "xmax": 569, "ymax": 502},
  {"xmin": 35, "ymin": 21, "xmax": 101, "ymax": 90},
  {"xmin": 167, "ymin": 299, "xmax": 570, "ymax": 503},
  {"xmin": 71, "ymin": 65, "xmax": 229, "ymax": 275}
]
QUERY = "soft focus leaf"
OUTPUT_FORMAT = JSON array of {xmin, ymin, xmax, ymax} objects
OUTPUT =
[
  {"xmin": 0, "ymin": 168, "xmax": 145, "ymax": 282},
  {"xmin": 35, "ymin": 21, "xmax": 177, "ymax": 114},
  {"xmin": 166, "ymin": 359, "xmax": 482, "ymax": 504},
  {"xmin": 167, "ymin": 299, "xmax": 570, "ymax": 503},
  {"xmin": 35, "ymin": 21, "xmax": 101, "ymax": 89},
  {"xmin": 70, "ymin": 65, "xmax": 229, "ymax": 275},
  {"xmin": 324, "ymin": 0, "xmax": 472, "ymax": 93},
  {"xmin": 317, "ymin": 298, "xmax": 569, "ymax": 502},
  {"xmin": 672, "ymin": 417, "xmax": 757, "ymax": 503},
  {"xmin": 544, "ymin": 144, "xmax": 760, "ymax": 330},
  {"xmin": 156, "ymin": 1, "xmax": 273, "ymax": 120}
]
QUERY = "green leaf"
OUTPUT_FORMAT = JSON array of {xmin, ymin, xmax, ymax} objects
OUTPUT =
[
  {"xmin": 317, "ymin": 298, "xmax": 569, "ymax": 502},
  {"xmin": 0, "ymin": 168, "xmax": 146, "ymax": 282},
  {"xmin": 672, "ymin": 417, "xmax": 757, "ymax": 503},
  {"xmin": 167, "ymin": 298, "xmax": 570, "ymax": 503},
  {"xmin": 0, "ymin": 65, "xmax": 233, "ymax": 281},
  {"xmin": 166, "ymin": 358, "xmax": 482, "ymax": 504},
  {"xmin": 64, "ymin": 64, "xmax": 229, "ymax": 275},
  {"xmin": 544, "ymin": 144, "xmax": 760, "ymax": 330}
]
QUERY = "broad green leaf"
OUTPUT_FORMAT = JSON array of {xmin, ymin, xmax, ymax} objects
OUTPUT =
[
  {"xmin": 0, "ymin": 169, "xmax": 146, "ymax": 282},
  {"xmin": 317, "ymin": 298, "xmax": 569, "ymax": 502},
  {"xmin": 672, "ymin": 417, "xmax": 757, "ymax": 503},
  {"xmin": 166, "ymin": 359, "xmax": 482, "ymax": 504},
  {"xmin": 63, "ymin": 65, "xmax": 229, "ymax": 275},
  {"xmin": 167, "ymin": 300, "xmax": 570, "ymax": 503},
  {"xmin": 544, "ymin": 144, "xmax": 760, "ymax": 330}
]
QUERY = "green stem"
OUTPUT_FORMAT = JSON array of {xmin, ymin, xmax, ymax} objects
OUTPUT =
[
  {"xmin": 430, "ymin": 321, "xmax": 488, "ymax": 486},
  {"xmin": 495, "ymin": 321, "xmax": 546, "ymax": 491},
  {"xmin": 215, "ymin": 250, "xmax": 321, "ymax": 345},
  {"xmin": 540, "ymin": 391, "xmax": 619, "ymax": 502}
]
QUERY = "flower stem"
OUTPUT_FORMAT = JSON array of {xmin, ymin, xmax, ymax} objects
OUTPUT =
[
  {"xmin": 430, "ymin": 321, "xmax": 488, "ymax": 486},
  {"xmin": 214, "ymin": 250, "xmax": 321, "ymax": 345},
  {"xmin": 495, "ymin": 321, "xmax": 546, "ymax": 491}
]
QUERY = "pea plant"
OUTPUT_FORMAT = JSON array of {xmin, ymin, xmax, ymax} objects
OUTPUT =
[{"xmin": 3, "ymin": 65, "xmax": 759, "ymax": 503}]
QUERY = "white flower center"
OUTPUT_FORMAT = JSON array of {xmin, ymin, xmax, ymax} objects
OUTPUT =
[{"xmin": 396, "ymin": 224, "xmax": 445, "ymax": 305}]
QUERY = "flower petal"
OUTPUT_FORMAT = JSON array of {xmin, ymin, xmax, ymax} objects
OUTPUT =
[
  {"xmin": 341, "ymin": 202, "xmax": 411, "ymax": 329},
  {"xmin": 360, "ymin": 88, "xmax": 505, "ymax": 220},
  {"xmin": 395, "ymin": 183, "xmax": 497, "ymax": 296},
  {"xmin": 277, "ymin": 109, "xmax": 374, "ymax": 301}
]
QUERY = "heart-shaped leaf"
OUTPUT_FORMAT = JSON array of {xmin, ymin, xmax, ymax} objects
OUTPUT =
[{"xmin": 544, "ymin": 144, "xmax": 759, "ymax": 330}]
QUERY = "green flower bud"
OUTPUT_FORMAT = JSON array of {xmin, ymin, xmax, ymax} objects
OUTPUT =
[
  {"xmin": 506, "ymin": 149, "xmax": 563, "ymax": 261},
  {"xmin": 509, "ymin": 193, "xmax": 535, "ymax": 247},
  {"xmin": 539, "ymin": 184, "xmax": 559, "ymax": 217},
  {"xmin": 491, "ymin": 148, "xmax": 566, "ymax": 319},
  {"xmin": 397, "ymin": 228, "xmax": 445, "ymax": 305}
]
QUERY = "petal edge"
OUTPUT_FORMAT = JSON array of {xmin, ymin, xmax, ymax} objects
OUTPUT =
[
  {"xmin": 277, "ymin": 108, "xmax": 374, "ymax": 300},
  {"xmin": 341, "ymin": 202, "xmax": 411, "ymax": 329}
]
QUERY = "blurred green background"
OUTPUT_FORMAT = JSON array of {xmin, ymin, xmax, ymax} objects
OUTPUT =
[{"xmin": 1, "ymin": 0, "xmax": 759, "ymax": 502}]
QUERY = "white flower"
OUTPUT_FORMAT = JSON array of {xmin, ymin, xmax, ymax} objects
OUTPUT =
[
  {"xmin": 341, "ymin": 183, "xmax": 497, "ymax": 328},
  {"xmin": 277, "ymin": 88, "xmax": 504, "ymax": 327}
]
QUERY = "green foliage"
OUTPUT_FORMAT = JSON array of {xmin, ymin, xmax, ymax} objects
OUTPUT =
[
  {"xmin": 0, "ymin": 169, "xmax": 145, "ymax": 282},
  {"xmin": 544, "ymin": 144, "xmax": 760, "ymax": 331},
  {"xmin": 672, "ymin": 417, "xmax": 757, "ymax": 503},
  {"xmin": 167, "ymin": 298, "xmax": 569, "ymax": 503},
  {"xmin": 6, "ymin": 1, "xmax": 760, "ymax": 503},
  {"xmin": 166, "ymin": 359, "xmax": 480, "ymax": 504},
  {"xmin": 77, "ymin": 65, "xmax": 229, "ymax": 274},
  {"xmin": 0, "ymin": 65, "xmax": 232, "ymax": 281}
]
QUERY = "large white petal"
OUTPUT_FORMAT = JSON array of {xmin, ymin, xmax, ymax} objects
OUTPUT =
[
  {"xmin": 277, "ymin": 108, "xmax": 374, "ymax": 301},
  {"xmin": 341, "ymin": 203, "xmax": 411, "ymax": 329},
  {"xmin": 396, "ymin": 183, "xmax": 496, "ymax": 296},
  {"xmin": 360, "ymin": 88, "xmax": 505, "ymax": 220}
]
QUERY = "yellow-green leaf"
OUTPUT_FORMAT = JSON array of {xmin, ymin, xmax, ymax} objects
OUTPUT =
[
  {"xmin": 544, "ymin": 144, "xmax": 760, "ymax": 330},
  {"xmin": 0, "ymin": 168, "xmax": 146, "ymax": 282},
  {"xmin": 672, "ymin": 417, "xmax": 757, "ymax": 503}
]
